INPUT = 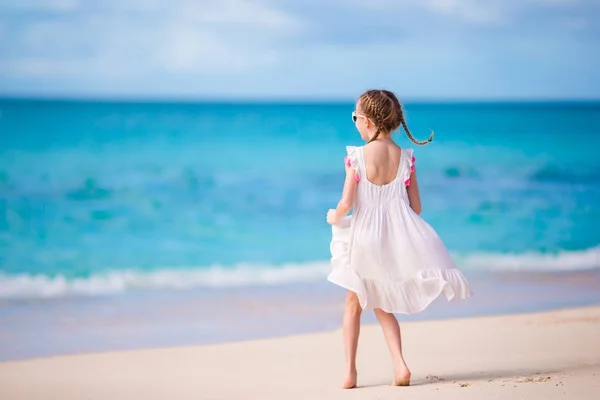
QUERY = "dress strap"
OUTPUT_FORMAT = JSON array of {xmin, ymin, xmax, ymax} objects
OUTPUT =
[
  {"xmin": 396, "ymin": 148, "xmax": 406, "ymax": 179},
  {"xmin": 357, "ymin": 146, "xmax": 366, "ymax": 173},
  {"xmin": 401, "ymin": 148, "xmax": 415, "ymax": 186}
]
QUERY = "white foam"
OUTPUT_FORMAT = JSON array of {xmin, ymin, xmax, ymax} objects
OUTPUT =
[
  {"xmin": 456, "ymin": 246, "xmax": 600, "ymax": 272},
  {"xmin": 0, "ymin": 262, "xmax": 331, "ymax": 300},
  {"xmin": 1, "ymin": 247, "xmax": 598, "ymax": 300}
]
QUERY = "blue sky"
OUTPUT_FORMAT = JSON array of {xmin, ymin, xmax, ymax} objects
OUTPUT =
[{"xmin": 0, "ymin": 0, "xmax": 599, "ymax": 99}]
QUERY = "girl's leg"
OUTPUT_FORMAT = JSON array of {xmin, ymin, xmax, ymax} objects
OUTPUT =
[
  {"xmin": 373, "ymin": 308, "xmax": 411, "ymax": 386},
  {"xmin": 342, "ymin": 291, "xmax": 362, "ymax": 389}
]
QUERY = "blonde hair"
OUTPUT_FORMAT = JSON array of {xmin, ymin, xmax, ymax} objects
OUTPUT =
[{"xmin": 358, "ymin": 89, "xmax": 434, "ymax": 145}]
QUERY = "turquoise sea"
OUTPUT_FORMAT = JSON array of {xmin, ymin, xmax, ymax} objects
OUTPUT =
[{"xmin": 1, "ymin": 99, "xmax": 599, "ymax": 360}]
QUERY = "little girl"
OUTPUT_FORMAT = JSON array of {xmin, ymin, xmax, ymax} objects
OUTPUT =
[{"xmin": 326, "ymin": 89, "xmax": 473, "ymax": 389}]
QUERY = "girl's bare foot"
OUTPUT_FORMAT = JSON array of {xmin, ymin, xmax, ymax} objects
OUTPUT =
[
  {"xmin": 392, "ymin": 365, "xmax": 411, "ymax": 386},
  {"xmin": 342, "ymin": 370, "xmax": 357, "ymax": 389}
]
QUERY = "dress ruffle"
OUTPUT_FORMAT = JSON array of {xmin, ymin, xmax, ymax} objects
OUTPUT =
[
  {"xmin": 327, "ymin": 215, "xmax": 473, "ymax": 314},
  {"xmin": 403, "ymin": 149, "xmax": 415, "ymax": 186},
  {"xmin": 344, "ymin": 146, "xmax": 360, "ymax": 182}
]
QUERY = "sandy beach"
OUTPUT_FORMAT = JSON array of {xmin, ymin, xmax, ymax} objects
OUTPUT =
[{"xmin": 1, "ymin": 305, "xmax": 599, "ymax": 400}]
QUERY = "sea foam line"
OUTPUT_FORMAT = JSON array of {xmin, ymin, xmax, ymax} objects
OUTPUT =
[{"xmin": 1, "ymin": 247, "xmax": 598, "ymax": 300}]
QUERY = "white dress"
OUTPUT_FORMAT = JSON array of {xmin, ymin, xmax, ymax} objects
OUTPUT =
[{"xmin": 328, "ymin": 146, "xmax": 473, "ymax": 314}]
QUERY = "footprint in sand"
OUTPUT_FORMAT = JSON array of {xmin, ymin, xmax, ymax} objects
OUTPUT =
[
  {"xmin": 516, "ymin": 376, "xmax": 552, "ymax": 383},
  {"xmin": 425, "ymin": 375, "xmax": 445, "ymax": 383}
]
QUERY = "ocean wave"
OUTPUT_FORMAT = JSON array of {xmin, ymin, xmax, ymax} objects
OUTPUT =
[
  {"xmin": 0, "ymin": 262, "xmax": 330, "ymax": 300},
  {"xmin": 456, "ymin": 246, "xmax": 600, "ymax": 272},
  {"xmin": 1, "ymin": 247, "xmax": 598, "ymax": 300}
]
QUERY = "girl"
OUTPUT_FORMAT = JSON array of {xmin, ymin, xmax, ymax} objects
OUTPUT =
[{"xmin": 326, "ymin": 89, "xmax": 473, "ymax": 389}]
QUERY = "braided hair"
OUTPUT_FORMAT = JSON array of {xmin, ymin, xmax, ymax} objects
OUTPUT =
[{"xmin": 358, "ymin": 89, "xmax": 434, "ymax": 145}]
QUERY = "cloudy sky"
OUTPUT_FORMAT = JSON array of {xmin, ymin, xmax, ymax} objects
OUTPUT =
[{"xmin": 0, "ymin": 0, "xmax": 599, "ymax": 99}]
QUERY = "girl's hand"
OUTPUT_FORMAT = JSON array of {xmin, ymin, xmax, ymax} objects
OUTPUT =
[{"xmin": 326, "ymin": 209, "xmax": 338, "ymax": 225}]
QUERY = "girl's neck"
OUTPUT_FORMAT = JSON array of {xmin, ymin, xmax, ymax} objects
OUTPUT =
[{"xmin": 368, "ymin": 133, "xmax": 393, "ymax": 142}]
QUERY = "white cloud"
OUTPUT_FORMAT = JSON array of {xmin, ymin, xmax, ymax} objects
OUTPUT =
[
  {"xmin": 151, "ymin": 0, "xmax": 301, "ymax": 73},
  {"xmin": 0, "ymin": 0, "xmax": 598, "ymax": 98},
  {"xmin": 421, "ymin": 0, "xmax": 506, "ymax": 25},
  {"xmin": 428, "ymin": 0, "xmax": 596, "ymax": 25},
  {"xmin": 351, "ymin": 0, "xmax": 592, "ymax": 27},
  {"xmin": 156, "ymin": 27, "xmax": 280, "ymax": 74},
  {"xmin": 346, "ymin": 0, "xmax": 500, "ymax": 23},
  {"xmin": 0, "ymin": 0, "xmax": 303, "ymax": 79},
  {"xmin": 175, "ymin": 0, "xmax": 301, "ymax": 30}
]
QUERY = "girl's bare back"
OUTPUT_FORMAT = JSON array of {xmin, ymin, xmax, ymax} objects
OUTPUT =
[{"xmin": 362, "ymin": 139, "xmax": 402, "ymax": 186}]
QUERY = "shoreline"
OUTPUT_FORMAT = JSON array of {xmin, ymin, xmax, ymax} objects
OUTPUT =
[
  {"xmin": 2, "ymin": 269, "xmax": 600, "ymax": 362},
  {"xmin": 4, "ymin": 302, "xmax": 599, "ymax": 362},
  {"xmin": 1, "ymin": 305, "xmax": 599, "ymax": 399}
]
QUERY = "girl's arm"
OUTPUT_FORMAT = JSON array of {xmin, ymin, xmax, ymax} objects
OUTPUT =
[
  {"xmin": 327, "ymin": 164, "xmax": 358, "ymax": 224},
  {"xmin": 406, "ymin": 166, "xmax": 422, "ymax": 214}
]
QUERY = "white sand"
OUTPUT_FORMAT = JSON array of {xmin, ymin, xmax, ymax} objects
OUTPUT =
[{"xmin": 1, "ymin": 306, "xmax": 599, "ymax": 400}]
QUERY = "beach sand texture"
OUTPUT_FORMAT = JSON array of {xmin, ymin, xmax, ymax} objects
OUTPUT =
[{"xmin": 1, "ymin": 305, "xmax": 599, "ymax": 400}]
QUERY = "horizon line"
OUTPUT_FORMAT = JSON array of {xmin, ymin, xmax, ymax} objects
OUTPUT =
[{"xmin": 1, "ymin": 94, "xmax": 600, "ymax": 104}]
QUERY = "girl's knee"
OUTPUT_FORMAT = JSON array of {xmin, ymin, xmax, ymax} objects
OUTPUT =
[
  {"xmin": 345, "ymin": 292, "xmax": 362, "ymax": 314},
  {"xmin": 374, "ymin": 308, "xmax": 390, "ymax": 318}
]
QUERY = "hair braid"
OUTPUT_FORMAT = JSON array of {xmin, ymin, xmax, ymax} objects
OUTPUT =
[
  {"xmin": 400, "ymin": 118, "xmax": 434, "ymax": 146},
  {"xmin": 372, "ymin": 92, "xmax": 392, "ymax": 143},
  {"xmin": 364, "ymin": 93, "xmax": 384, "ymax": 143}
]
